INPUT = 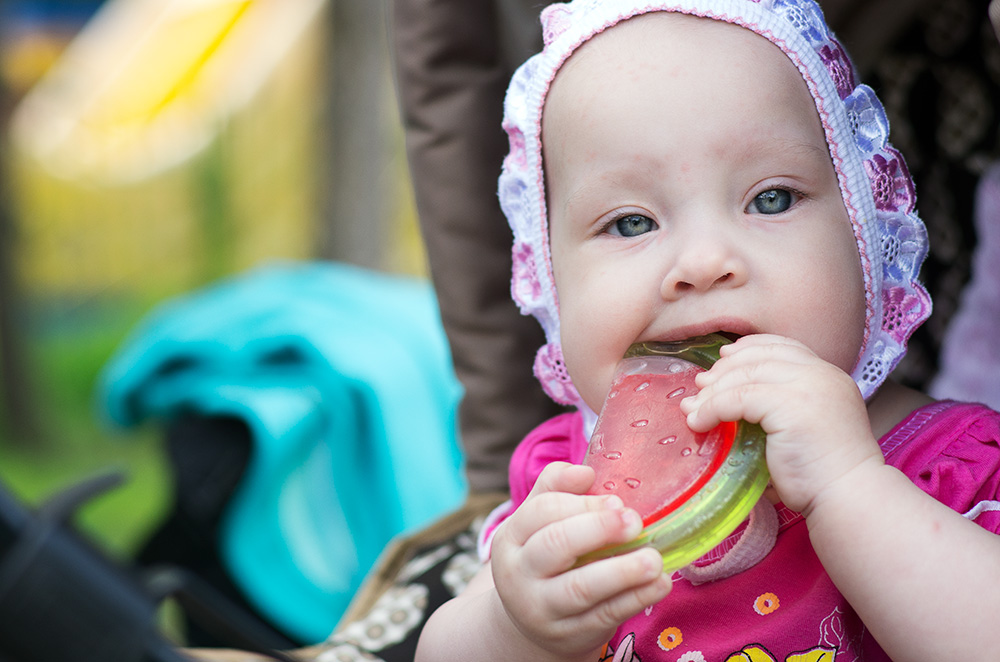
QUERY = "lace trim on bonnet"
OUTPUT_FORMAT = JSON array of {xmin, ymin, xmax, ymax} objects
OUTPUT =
[{"xmin": 499, "ymin": 0, "xmax": 931, "ymax": 416}]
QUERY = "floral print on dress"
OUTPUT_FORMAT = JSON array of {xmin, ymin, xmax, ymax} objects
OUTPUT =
[
  {"xmin": 753, "ymin": 592, "xmax": 781, "ymax": 615},
  {"xmin": 656, "ymin": 626, "xmax": 683, "ymax": 651},
  {"xmin": 600, "ymin": 633, "xmax": 640, "ymax": 662},
  {"xmin": 818, "ymin": 607, "xmax": 866, "ymax": 662},
  {"xmin": 725, "ymin": 644, "xmax": 837, "ymax": 662}
]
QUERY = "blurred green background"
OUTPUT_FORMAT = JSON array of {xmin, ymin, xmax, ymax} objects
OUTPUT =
[{"xmin": 0, "ymin": 0, "xmax": 425, "ymax": 563}]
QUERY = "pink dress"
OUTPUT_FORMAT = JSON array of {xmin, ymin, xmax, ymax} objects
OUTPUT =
[{"xmin": 480, "ymin": 401, "xmax": 1000, "ymax": 661}]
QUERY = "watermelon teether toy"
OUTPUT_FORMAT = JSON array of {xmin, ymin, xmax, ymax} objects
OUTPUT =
[{"xmin": 580, "ymin": 333, "xmax": 769, "ymax": 572}]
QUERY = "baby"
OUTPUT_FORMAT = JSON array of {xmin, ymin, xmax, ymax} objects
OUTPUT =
[{"xmin": 416, "ymin": 1, "xmax": 1000, "ymax": 660}]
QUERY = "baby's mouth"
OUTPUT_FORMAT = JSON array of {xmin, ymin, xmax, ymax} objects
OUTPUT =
[{"xmin": 715, "ymin": 331, "xmax": 743, "ymax": 343}]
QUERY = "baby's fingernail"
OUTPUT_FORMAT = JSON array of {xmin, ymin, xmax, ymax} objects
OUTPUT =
[
  {"xmin": 622, "ymin": 508, "xmax": 643, "ymax": 537},
  {"xmin": 641, "ymin": 549, "xmax": 664, "ymax": 577},
  {"xmin": 605, "ymin": 495, "xmax": 624, "ymax": 510}
]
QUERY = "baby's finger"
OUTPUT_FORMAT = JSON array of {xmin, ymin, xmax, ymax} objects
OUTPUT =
[
  {"xmin": 718, "ymin": 333, "xmax": 808, "ymax": 356},
  {"xmin": 549, "ymin": 548, "xmax": 668, "ymax": 619},
  {"xmin": 581, "ymin": 574, "xmax": 673, "ymax": 633},
  {"xmin": 520, "ymin": 505, "xmax": 644, "ymax": 576},
  {"xmin": 682, "ymin": 377, "xmax": 772, "ymax": 433},
  {"xmin": 504, "ymin": 489, "xmax": 628, "ymax": 548},
  {"xmin": 693, "ymin": 356, "xmax": 800, "ymax": 401},
  {"xmin": 530, "ymin": 461, "xmax": 598, "ymax": 497},
  {"xmin": 697, "ymin": 338, "xmax": 813, "ymax": 387}
]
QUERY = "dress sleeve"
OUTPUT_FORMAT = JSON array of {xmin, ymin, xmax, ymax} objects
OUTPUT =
[
  {"xmin": 478, "ymin": 412, "xmax": 587, "ymax": 559},
  {"xmin": 885, "ymin": 402, "xmax": 1000, "ymax": 534}
]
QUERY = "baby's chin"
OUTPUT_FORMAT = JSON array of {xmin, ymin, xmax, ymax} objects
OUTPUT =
[{"xmin": 580, "ymin": 373, "xmax": 619, "ymax": 415}]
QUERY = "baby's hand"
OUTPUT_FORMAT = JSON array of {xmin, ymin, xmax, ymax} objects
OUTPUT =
[
  {"xmin": 679, "ymin": 334, "xmax": 883, "ymax": 515},
  {"xmin": 490, "ymin": 462, "xmax": 672, "ymax": 658}
]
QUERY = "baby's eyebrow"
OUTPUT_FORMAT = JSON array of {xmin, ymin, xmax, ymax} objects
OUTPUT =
[
  {"xmin": 558, "ymin": 175, "xmax": 613, "ymax": 216},
  {"xmin": 559, "ymin": 183, "xmax": 589, "ymax": 215},
  {"xmin": 731, "ymin": 136, "xmax": 831, "ymax": 166},
  {"xmin": 558, "ymin": 177, "xmax": 634, "ymax": 224},
  {"xmin": 556, "ymin": 184, "xmax": 605, "ymax": 228},
  {"xmin": 558, "ymin": 160, "xmax": 662, "ymax": 213}
]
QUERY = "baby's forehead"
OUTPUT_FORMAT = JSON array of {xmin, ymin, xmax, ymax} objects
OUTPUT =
[
  {"xmin": 566, "ymin": 11, "xmax": 774, "ymax": 63},
  {"xmin": 549, "ymin": 11, "xmax": 801, "ymax": 100},
  {"xmin": 545, "ymin": 11, "xmax": 813, "ymax": 132}
]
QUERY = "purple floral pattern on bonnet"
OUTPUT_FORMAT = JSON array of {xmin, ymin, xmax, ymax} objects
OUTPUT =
[
  {"xmin": 819, "ymin": 41, "xmax": 856, "ymax": 100},
  {"xmin": 512, "ymin": 241, "xmax": 543, "ymax": 310},
  {"xmin": 541, "ymin": 4, "xmax": 573, "ymax": 45},
  {"xmin": 775, "ymin": 0, "xmax": 827, "ymax": 43},
  {"xmin": 882, "ymin": 218, "xmax": 925, "ymax": 284},
  {"xmin": 864, "ymin": 149, "xmax": 916, "ymax": 213},
  {"xmin": 844, "ymin": 86, "xmax": 889, "ymax": 156},
  {"xmin": 504, "ymin": 124, "xmax": 527, "ymax": 169},
  {"xmin": 533, "ymin": 343, "xmax": 580, "ymax": 405},
  {"xmin": 882, "ymin": 287, "xmax": 927, "ymax": 345}
]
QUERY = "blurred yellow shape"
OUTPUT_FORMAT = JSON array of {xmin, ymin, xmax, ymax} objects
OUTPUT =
[
  {"xmin": 92, "ymin": 2, "xmax": 252, "ymax": 129},
  {"xmin": 11, "ymin": 0, "xmax": 326, "ymax": 183}
]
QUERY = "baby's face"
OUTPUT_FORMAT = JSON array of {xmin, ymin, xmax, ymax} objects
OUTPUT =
[{"xmin": 544, "ymin": 12, "xmax": 867, "ymax": 413}]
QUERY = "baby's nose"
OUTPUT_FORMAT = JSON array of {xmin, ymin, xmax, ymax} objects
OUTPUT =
[{"xmin": 659, "ymin": 238, "xmax": 746, "ymax": 300}]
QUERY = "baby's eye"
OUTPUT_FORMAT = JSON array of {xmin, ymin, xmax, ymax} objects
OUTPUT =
[
  {"xmin": 608, "ymin": 214, "xmax": 657, "ymax": 237},
  {"xmin": 746, "ymin": 188, "xmax": 797, "ymax": 215}
]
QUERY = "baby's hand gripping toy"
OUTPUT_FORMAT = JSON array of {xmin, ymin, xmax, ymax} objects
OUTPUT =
[{"xmin": 581, "ymin": 334, "xmax": 770, "ymax": 572}]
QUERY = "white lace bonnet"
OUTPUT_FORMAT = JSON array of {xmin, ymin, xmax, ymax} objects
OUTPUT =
[{"xmin": 499, "ymin": 0, "xmax": 932, "ymax": 417}]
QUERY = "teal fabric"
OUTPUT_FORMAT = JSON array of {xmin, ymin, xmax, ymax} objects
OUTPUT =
[{"xmin": 99, "ymin": 261, "xmax": 467, "ymax": 643}]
